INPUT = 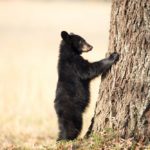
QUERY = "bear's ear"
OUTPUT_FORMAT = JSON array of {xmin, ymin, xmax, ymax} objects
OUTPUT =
[{"xmin": 61, "ymin": 31, "xmax": 70, "ymax": 41}]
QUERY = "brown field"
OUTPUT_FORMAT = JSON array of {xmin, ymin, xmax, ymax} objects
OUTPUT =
[{"xmin": 0, "ymin": 1, "xmax": 111, "ymax": 149}]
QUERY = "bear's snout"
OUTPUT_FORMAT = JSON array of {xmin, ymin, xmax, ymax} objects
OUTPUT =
[{"xmin": 82, "ymin": 43, "xmax": 93, "ymax": 52}]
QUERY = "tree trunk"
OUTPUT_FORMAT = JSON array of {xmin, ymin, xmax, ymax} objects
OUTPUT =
[{"xmin": 87, "ymin": 0, "xmax": 150, "ymax": 143}]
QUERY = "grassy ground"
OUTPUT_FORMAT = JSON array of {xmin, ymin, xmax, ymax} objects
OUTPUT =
[
  {"xmin": 0, "ymin": 1, "xmax": 112, "ymax": 149},
  {"xmin": 55, "ymin": 129, "xmax": 150, "ymax": 150}
]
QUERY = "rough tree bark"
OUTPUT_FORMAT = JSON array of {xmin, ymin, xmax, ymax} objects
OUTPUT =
[{"xmin": 87, "ymin": 0, "xmax": 150, "ymax": 143}]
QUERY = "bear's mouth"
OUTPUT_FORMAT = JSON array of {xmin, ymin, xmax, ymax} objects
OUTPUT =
[{"xmin": 82, "ymin": 44, "xmax": 93, "ymax": 52}]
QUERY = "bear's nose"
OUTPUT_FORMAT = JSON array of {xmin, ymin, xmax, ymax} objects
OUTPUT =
[{"xmin": 88, "ymin": 45, "xmax": 93, "ymax": 51}]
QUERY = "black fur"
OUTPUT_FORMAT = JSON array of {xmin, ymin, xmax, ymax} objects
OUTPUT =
[{"xmin": 54, "ymin": 31, "xmax": 119, "ymax": 141}]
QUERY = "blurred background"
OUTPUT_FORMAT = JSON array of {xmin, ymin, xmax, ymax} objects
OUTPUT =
[{"xmin": 0, "ymin": 0, "xmax": 111, "ymax": 148}]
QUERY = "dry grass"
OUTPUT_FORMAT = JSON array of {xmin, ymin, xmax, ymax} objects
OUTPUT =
[{"xmin": 0, "ymin": 1, "xmax": 111, "ymax": 149}]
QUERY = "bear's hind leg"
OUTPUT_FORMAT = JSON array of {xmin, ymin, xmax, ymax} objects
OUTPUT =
[
  {"xmin": 68, "ymin": 112, "xmax": 82, "ymax": 140},
  {"xmin": 57, "ymin": 117, "xmax": 67, "ymax": 141},
  {"xmin": 57, "ymin": 112, "xmax": 82, "ymax": 141},
  {"xmin": 65, "ymin": 112, "xmax": 82, "ymax": 140}
]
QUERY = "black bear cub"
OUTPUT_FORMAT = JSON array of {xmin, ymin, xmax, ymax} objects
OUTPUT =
[{"xmin": 54, "ymin": 31, "xmax": 119, "ymax": 141}]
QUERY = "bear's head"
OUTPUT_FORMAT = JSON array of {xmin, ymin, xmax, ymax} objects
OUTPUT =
[{"xmin": 61, "ymin": 31, "xmax": 93, "ymax": 54}]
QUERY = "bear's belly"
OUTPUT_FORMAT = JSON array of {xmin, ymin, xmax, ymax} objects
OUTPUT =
[
  {"xmin": 55, "ymin": 79, "xmax": 90, "ymax": 111},
  {"xmin": 74, "ymin": 80, "xmax": 90, "ymax": 110}
]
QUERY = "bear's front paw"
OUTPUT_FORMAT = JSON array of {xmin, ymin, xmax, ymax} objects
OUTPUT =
[{"xmin": 109, "ymin": 52, "xmax": 119, "ymax": 62}]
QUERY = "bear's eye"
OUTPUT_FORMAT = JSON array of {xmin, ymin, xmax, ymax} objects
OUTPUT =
[{"xmin": 79, "ymin": 40, "xmax": 82, "ymax": 45}]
